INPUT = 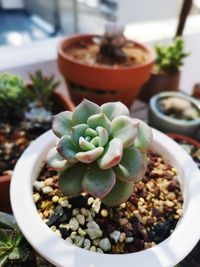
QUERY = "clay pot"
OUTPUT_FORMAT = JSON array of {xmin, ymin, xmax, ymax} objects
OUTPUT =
[
  {"xmin": 139, "ymin": 71, "xmax": 180, "ymax": 103},
  {"xmin": 167, "ymin": 133, "xmax": 200, "ymax": 149},
  {"xmin": 0, "ymin": 91, "xmax": 75, "ymax": 213},
  {"xmin": 57, "ymin": 34, "xmax": 156, "ymax": 108}
]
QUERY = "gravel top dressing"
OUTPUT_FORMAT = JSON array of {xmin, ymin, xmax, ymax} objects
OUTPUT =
[{"xmin": 33, "ymin": 151, "xmax": 183, "ymax": 254}]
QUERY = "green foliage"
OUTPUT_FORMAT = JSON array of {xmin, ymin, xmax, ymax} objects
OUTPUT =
[
  {"xmin": 27, "ymin": 70, "xmax": 60, "ymax": 109},
  {"xmin": 47, "ymin": 99, "xmax": 152, "ymax": 206},
  {"xmin": 0, "ymin": 212, "xmax": 30, "ymax": 267},
  {"xmin": 155, "ymin": 37, "xmax": 190, "ymax": 74},
  {"xmin": 0, "ymin": 73, "xmax": 28, "ymax": 118}
]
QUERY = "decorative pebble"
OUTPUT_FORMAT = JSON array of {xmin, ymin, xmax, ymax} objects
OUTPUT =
[
  {"xmin": 101, "ymin": 209, "xmax": 108, "ymax": 217},
  {"xmin": 92, "ymin": 239, "xmax": 100, "ymax": 246},
  {"xmin": 70, "ymin": 231, "xmax": 77, "ymax": 240},
  {"xmin": 78, "ymin": 227, "xmax": 86, "ymax": 236},
  {"xmin": 52, "ymin": 196, "xmax": 59, "ymax": 203},
  {"xmin": 109, "ymin": 231, "xmax": 121, "ymax": 243},
  {"xmin": 33, "ymin": 193, "xmax": 40, "ymax": 203},
  {"xmin": 119, "ymin": 232, "xmax": 126, "ymax": 242},
  {"xmin": 72, "ymin": 208, "xmax": 79, "ymax": 216},
  {"xmin": 42, "ymin": 186, "xmax": 53, "ymax": 194},
  {"xmin": 83, "ymin": 239, "xmax": 91, "ymax": 250},
  {"xmin": 50, "ymin": 225, "xmax": 57, "ymax": 232},
  {"xmin": 99, "ymin": 238, "xmax": 111, "ymax": 252},
  {"xmin": 97, "ymin": 248, "xmax": 104, "ymax": 253},
  {"xmin": 33, "ymin": 181, "xmax": 45, "ymax": 191},
  {"xmin": 76, "ymin": 214, "xmax": 85, "ymax": 225},
  {"xmin": 60, "ymin": 199, "xmax": 69, "ymax": 208},
  {"xmin": 74, "ymin": 236, "xmax": 85, "ymax": 247},
  {"xmin": 66, "ymin": 237, "xmax": 73, "ymax": 244},
  {"xmin": 87, "ymin": 197, "xmax": 94, "ymax": 205},
  {"xmin": 69, "ymin": 218, "xmax": 79, "ymax": 231},
  {"xmin": 92, "ymin": 198, "xmax": 101, "ymax": 214},
  {"xmin": 80, "ymin": 208, "xmax": 88, "ymax": 216},
  {"xmin": 45, "ymin": 178, "xmax": 53, "ymax": 186},
  {"xmin": 89, "ymin": 246, "xmax": 96, "ymax": 252},
  {"xmin": 125, "ymin": 237, "xmax": 134, "ymax": 243},
  {"xmin": 55, "ymin": 229, "xmax": 62, "ymax": 237},
  {"xmin": 86, "ymin": 221, "xmax": 102, "ymax": 240}
]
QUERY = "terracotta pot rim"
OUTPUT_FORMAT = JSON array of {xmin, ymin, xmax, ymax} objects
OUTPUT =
[
  {"xmin": 58, "ymin": 34, "xmax": 156, "ymax": 71},
  {"xmin": 0, "ymin": 174, "xmax": 11, "ymax": 183},
  {"xmin": 150, "ymin": 70, "xmax": 180, "ymax": 77},
  {"xmin": 167, "ymin": 133, "xmax": 200, "ymax": 148}
]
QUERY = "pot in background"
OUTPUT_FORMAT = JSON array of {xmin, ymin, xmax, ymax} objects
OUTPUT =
[
  {"xmin": 10, "ymin": 129, "xmax": 200, "ymax": 267},
  {"xmin": 0, "ymin": 91, "xmax": 74, "ymax": 213},
  {"xmin": 138, "ymin": 71, "xmax": 180, "ymax": 103},
  {"xmin": 57, "ymin": 34, "xmax": 156, "ymax": 108},
  {"xmin": 149, "ymin": 91, "xmax": 200, "ymax": 137}
]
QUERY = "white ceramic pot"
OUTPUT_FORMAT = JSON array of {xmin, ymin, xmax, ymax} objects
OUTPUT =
[{"xmin": 10, "ymin": 129, "xmax": 200, "ymax": 267}]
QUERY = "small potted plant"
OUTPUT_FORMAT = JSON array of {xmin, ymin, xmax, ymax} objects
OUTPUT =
[
  {"xmin": 139, "ymin": 37, "xmax": 190, "ymax": 103},
  {"xmin": 149, "ymin": 91, "xmax": 200, "ymax": 137},
  {"xmin": 57, "ymin": 22, "xmax": 156, "ymax": 107},
  {"xmin": 11, "ymin": 99, "xmax": 200, "ymax": 267},
  {"xmin": 0, "ymin": 211, "xmax": 53, "ymax": 266},
  {"xmin": 0, "ymin": 71, "xmax": 74, "ymax": 212}
]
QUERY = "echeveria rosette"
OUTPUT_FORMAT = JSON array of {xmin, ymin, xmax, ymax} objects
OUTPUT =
[{"xmin": 47, "ymin": 99, "xmax": 152, "ymax": 206}]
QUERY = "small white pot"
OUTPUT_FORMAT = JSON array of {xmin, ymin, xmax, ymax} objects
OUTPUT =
[{"xmin": 10, "ymin": 129, "xmax": 200, "ymax": 267}]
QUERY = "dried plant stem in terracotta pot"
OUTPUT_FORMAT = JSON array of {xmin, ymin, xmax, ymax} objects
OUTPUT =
[
  {"xmin": 0, "ymin": 71, "xmax": 74, "ymax": 212},
  {"xmin": 57, "ymin": 23, "xmax": 156, "ymax": 107},
  {"xmin": 139, "ymin": 37, "xmax": 189, "ymax": 103},
  {"xmin": 11, "ymin": 99, "xmax": 200, "ymax": 267}
]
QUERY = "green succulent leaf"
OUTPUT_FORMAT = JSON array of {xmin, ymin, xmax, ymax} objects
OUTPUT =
[
  {"xmin": 134, "ymin": 119, "xmax": 152, "ymax": 151},
  {"xmin": 87, "ymin": 113, "xmax": 111, "ymax": 136},
  {"xmin": 101, "ymin": 179, "xmax": 133, "ymax": 207},
  {"xmin": 59, "ymin": 164, "xmax": 86, "ymax": 196},
  {"xmin": 98, "ymin": 138, "xmax": 123, "ymax": 169},
  {"xmin": 0, "ymin": 212, "xmax": 18, "ymax": 230},
  {"xmin": 79, "ymin": 137, "xmax": 96, "ymax": 151},
  {"xmin": 76, "ymin": 147, "xmax": 104, "ymax": 163},
  {"xmin": 113, "ymin": 147, "xmax": 143, "ymax": 182},
  {"xmin": 101, "ymin": 102, "xmax": 129, "ymax": 121},
  {"xmin": 90, "ymin": 136, "xmax": 100, "ymax": 147},
  {"xmin": 72, "ymin": 99, "xmax": 101, "ymax": 124},
  {"xmin": 47, "ymin": 147, "xmax": 71, "ymax": 170},
  {"xmin": 52, "ymin": 111, "xmax": 73, "ymax": 138},
  {"xmin": 111, "ymin": 115, "xmax": 138, "ymax": 148},
  {"xmin": 85, "ymin": 128, "xmax": 98, "ymax": 138},
  {"xmin": 82, "ymin": 165, "xmax": 116, "ymax": 198},
  {"xmin": 57, "ymin": 135, "xmax": 78, "ymax": 163},
  {"xmin": 96, "ymin": 127, "xmax": 108, "ymax": 147},
  {"xmin": 71, "ymin": 124, "xmax": 88, "ymax": 146}
]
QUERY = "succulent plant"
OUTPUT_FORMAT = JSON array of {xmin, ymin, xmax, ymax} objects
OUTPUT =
[
  {"xmin": 97, "ymin": 22, "xmax": 128, "ymax": 65},
  {"xmin": 154, "ymin": 37, "xmax": 190, "ymax": 74},
  {"xmin": 0, "ymin": 72, "xmax": 28, "ymax": 119},
  {"xmin": 47, "ymin": 99, "xmax": 152, "ymax": 206},
  {"xmin": 0, "ymin": 212, "xmax": 29, "ymax": 267},
  {"xmin": 27, "ymin": 70, "xmax": 60, "ymax": 109}
]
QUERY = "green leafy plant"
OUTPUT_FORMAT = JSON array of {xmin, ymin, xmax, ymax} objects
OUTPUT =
[
  {"xmin": 0, "ymin": 212, "xmax": 29, "ymax": 267},
  {"xmin": 27, "ymin": 70, "xmax": 60, "ymax": 109},
  {"xmin": 0, "ymin": 73, "xmax": 28, "ymax": 118},
  {"xmin": 155, "ymin": 37, "xmax": 190, "ymax": 74},
  {"xmin": 47, "ymin": 99, "xmax": 152, "ymax": 206}
]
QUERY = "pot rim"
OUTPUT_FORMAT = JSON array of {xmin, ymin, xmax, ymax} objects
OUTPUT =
[
  {"xmin": 0, "ymin": 174, "xmax": 11, "ymax": 183},
  {"xmin": 150, "ymin": 91, "xmax": 200, "ymax": 126},
  {"xmin": 10, "ymin": 129, "xmax": 200, "ymax": 267},
  {"xmin": 167, "ymin": 133, "xmax": 200, "ymax": 148},
  {"xmin": 57, "ymin": 34, "xmax": 156, "ymax": 71}
]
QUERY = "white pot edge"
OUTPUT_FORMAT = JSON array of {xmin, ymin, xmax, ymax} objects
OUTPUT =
[{"xmin": 10, "ymin": 129, "xmax": 200, "ymax": 267}]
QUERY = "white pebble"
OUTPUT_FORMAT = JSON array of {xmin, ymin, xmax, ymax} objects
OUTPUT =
[
  {"xmin": 69, "ymin": 218, "xmax": 79, "ymax": 231},
  {"xmin": 92, "ymin": 239, "xmax": 100, "ymax": 246},
  {"xmin": 99, "ymin": 238, "xmax": 111, "ymax": 252},
  {"xmin": 72, "ymin": 208, "xmax": 79, "ymax": 216},
  {"xmin": 83, "ymin": 239, "xmax": 91, "ymax": 250},
  {"xmin": 33, "ymin": 181, "xmax": 45, "ymax": 191},
  {"xmin": 76, "ymin": 214, "xmax": 85, "ymax": 225},
  {"xmin": 119, "ymin": 232, "xmax": 126, "ymax": 242},
  {"xmin": 80, "ymin": 208, "xmax": 88, "ymax": 216},
  {"xmin": 109, "ymin": 231, "xmax": 121, "ymax": 243},
  {"xmin": 33, "ymin": 193, "xmax": 40, "ymax": 203},
  {"xmin": 52, "ymin": 196, "xmax": 59, "ymax": 203},
  {"xmin": 125, "ymin": 237, "xmax": 134, "ymax": 243},
  {"xmin": 97, "ymin": 248, "xmax": 104, "ymax": 253},
  {"xmin": 42, "ymin": 186, "xmax": 53, "ymax": 194},
  {"xmin": 87, "ymin": 197, "xmax": 94, "ymax": 205},
  {"xmin": 92, "ymin": 198, "xmax": 101, "ymax": 214},
  {"xmin": 55, "ymin": 229, "xmax": 62, "ymax": 237},
  {"xmin": 78, "ymin": 227, "xmax": 86, "ymax": 236},
  {"xmin": 60, "ymin": 199, "xmax": 69, "ymax": 207},
  {"xmin": 70, "ymin": 231, "xmax": 77, "ymax": 240}
]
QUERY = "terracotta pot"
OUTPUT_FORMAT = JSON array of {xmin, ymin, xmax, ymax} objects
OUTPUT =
[
  {"xmin": 139, "ymin": 71, "xmax": 180, "ymax": 103},
  {"xmin": 57, "ymin": 34, "xmax": 156, "ymax": 107},
  {"xmin": 167, "ymin": 133, "xmax": 200, "ymax": 149},
  {"xmin": 0, "ymin": 92, "xmax": 75, "ymax": 213}
]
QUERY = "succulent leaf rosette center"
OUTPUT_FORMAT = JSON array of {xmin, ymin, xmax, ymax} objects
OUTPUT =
[{"xmin": 47, "ymin": 99, "xmax": 152, "ymax": 206}]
